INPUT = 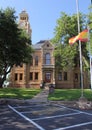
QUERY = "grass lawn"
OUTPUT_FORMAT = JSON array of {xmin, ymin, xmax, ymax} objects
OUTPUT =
[
  {"xmin": 48, "ymin": 89, "xmax": 92, "ymax": 101},
  {"xmin": 0, "ymin": 88, "xmax": 41, "ymax": 99}
]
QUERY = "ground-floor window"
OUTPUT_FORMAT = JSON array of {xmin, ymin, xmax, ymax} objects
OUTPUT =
[
  {"xmin": 74, "ymin": 73, "xmax": 78, "ymax": 81},
  {"xmin": 58, "ymin": 72, "xmax": 62, "ymax": 81},
  {"xmin": 29, "ymin": 72, "xmax": 33, "ymax": 80},
  {"xmin": 14, "ymin": 73, "xmax": 23, "ymax": 81},
  {"xmin": 15, "ymin": 73, "xmax": 18, "ymax": 81},
  {"xmin": 19, "ymin": 73, "xmax": 23, "ymax": 80},
  {"xmin": 35, "ymin": 72, "xmax": 38, "ymax": 80},
  {"xmin": 64, "ymin": 72, "xmax": 67, "ymax": 81}
]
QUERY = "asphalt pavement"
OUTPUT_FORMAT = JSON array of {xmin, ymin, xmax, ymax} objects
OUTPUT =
[{"xmin": 1, "ymin": 88, "xmax": 92, "ymax": 130}]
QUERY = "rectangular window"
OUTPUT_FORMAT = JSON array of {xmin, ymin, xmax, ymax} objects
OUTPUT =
[
  {"xmin": 35, "ymin": 72, "xmax": 38, "ymax": 80},
  {"xmin": 58, "ymin": 72, "xmax": 62, "ymax": 81},
  {"xmin": 15, "ymin": 73, "xmax": 18, "ymax": 81},
  {"xmin": 30, "ymin": 57, "xmax": 33, "ymax": 66},
  {"xmin": 35, "ymin": 56, "xmax": 38, "ymax": 66},
  {"xmin": 75, "ymin": 73, "xmax": 78, "ymax": 81},
  {"xmin": 64, "ymin": 72, "xmax": 67, "ymax": 81},
  {"xmin": 45, "ymin": 53, "xmax": 51, "ymax": 65},
  {"xmin": 19, "ymin": 73, "xmax": 23, "ymax": 80},
  {"xmin": 29, "ymin": 72, "xmax": 33, "ymax": 80}
]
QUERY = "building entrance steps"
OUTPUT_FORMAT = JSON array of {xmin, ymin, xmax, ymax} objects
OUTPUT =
[{"xmin": 27, "ymin": 87, "xmax": 49, "ymax": 103}]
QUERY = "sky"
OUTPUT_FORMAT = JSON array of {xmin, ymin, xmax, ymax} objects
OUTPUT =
[{"xmin": 0, "ymin": 0, "xmax": 91, "ymax": 44}]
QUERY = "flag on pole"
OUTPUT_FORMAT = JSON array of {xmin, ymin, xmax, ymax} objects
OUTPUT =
[
  {"xmin": 69, "ymin": 36, "xmax": 78, "ymax": 45},
  {"xmin": 69, "ymin": 29, "xmax": 88, "ymax": 45},
  {"xmin": 77, "ymin": 29, "xmax": 88, "ymax": 42}
]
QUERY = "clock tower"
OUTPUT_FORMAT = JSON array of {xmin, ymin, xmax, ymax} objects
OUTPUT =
[
  {"xmin": 18, "ymin": 10, "xmax": 32, "ymax": 88},
  {"xmin": 19, "ymin": 10, "xmax": 32, "ymax": 38}
]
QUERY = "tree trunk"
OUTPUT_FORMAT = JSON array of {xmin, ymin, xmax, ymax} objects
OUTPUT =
[
  {"xmin": 0, "ymin": 74, "xmax": 7, "ymax": 88},
  {"xmin": 0, "ymin": 79, "xmax": 4, "ymax": 88}
]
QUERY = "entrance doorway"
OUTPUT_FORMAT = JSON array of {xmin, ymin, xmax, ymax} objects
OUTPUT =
[{"xmin": 45, "ymin": 72, "xmax": 51, "ymax": 82}]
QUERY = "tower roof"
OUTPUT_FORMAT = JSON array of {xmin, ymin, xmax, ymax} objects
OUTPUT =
[{"xmin": 19, "ymin": 10, "xmax": 29, "ymax": 20}]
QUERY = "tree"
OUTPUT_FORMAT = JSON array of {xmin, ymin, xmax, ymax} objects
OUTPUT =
[
  {"xmin": 52, "ymin": 12, "xmax": 89, "ymax": 70},
  {"xmin": 0, "ymin": 8, "xmax": 33, "ymax": 87},
  {"xmin": 87, "ymin": 5, "xmax": 92, "ymax": 54}
]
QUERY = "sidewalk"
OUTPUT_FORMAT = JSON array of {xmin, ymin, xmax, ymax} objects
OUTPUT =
[
  {"xmin": 0, "ymin": 87, "xmax": 50, "ymax": 105},
  {"xmin": 27, "ymin": 87, "xmax": 49, "ymax": 103}
]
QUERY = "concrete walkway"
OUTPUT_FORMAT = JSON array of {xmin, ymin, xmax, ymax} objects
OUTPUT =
[
  {"xmin": 28, "ymin": 87, "xmax": 49, "ymax": 103},
  {"xmin": 0, "ymin": 87, "xmax": 50, "ymax": 105}
]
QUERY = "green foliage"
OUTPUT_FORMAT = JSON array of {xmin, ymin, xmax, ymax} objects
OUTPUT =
[
  {"xmin": 87, "ymin": 5, "xmax": 92, "ymax": 55},
  {"xmin": 54, "ymin": 43, "xmax": 77, "ymax": 69},
  {"xmin": 0, "ymin": 8, "xmax": 33, "ymax": 87},
  {"xmin": 52, "ymin": 12, "xmax": 89, "ymax": 70}
]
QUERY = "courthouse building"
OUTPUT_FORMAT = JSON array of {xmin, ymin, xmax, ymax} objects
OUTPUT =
[{"xmin": 10, "ymin": 10, "xmax": 89, "ymax": 89}]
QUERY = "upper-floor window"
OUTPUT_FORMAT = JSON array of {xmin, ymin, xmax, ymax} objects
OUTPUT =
[
  {"xmin": 30, "ymin": 57, "xmax": 33, "ymax": 66},
  {"xmin": 64, "ymin": 72, "xmax": 67, "ymax": 81},
  {"xmin": 35, "ymin": 56, "xmax": 38, "ymax": 66},
  {"xmin": 45, "ymin": 53, "xmax": 51, "ymax": 65},
  {"xmin": 58, "ymin": 72, "xmax": 62, "ymax": 81},
  {"xmin": 20, "ymin": 63, "xmax": 23, "ymax": 67}
]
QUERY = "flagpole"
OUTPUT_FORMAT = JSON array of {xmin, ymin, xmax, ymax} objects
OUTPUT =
[
  {"xmin": 89, "ymin": 0, "xmax": 92, "ymax": 89},
  {"xmin": 76, "ymin": 0, "xmax": 84, "ymax": 97}
]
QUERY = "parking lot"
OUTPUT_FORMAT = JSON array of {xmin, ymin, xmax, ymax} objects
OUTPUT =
[{"xmin": 1, "ymin": 103, "xmax": 92, "ymax": 130}]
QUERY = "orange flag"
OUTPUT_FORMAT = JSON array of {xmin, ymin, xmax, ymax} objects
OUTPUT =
[
  {"xmin": 77, "ymin": 29, "xmax": 88, "ymax": 42},
  {"xmin": 69, "ymin": 36, "xmax": 79, "ymax": 45},
  {"xmin": 69, "ymin": 29, "xmax": 88, "ymax": 45}
]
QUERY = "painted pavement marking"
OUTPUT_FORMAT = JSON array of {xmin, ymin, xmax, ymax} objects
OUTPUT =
[
  {"xmin": 32, "ymin": 112, "xmax": 82, "ymax": 121},
  {"xmin": 8, "ymin": 105, "xmax": 45, "ymax": 130},
  {"xmin": 57, "ymin": 104, "xmax": 92, "ymax": 116},
  {"xmin": 8, "ymin": 104, "xmax": 92, "ymax": 130},
  {"xmin": 54, "ymin": 121, "xmax": 92, "ymax": 130},
  {"xmin": 54, "ymin": 105, "xmax": 92, "ymax": 130}
]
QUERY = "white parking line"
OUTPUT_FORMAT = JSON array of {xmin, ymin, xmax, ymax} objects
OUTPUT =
[
  {"xmin": 8, "ymin": 104, "xmax": 92, "ymax": 130},
  {"xmin": 32, "ymin": 112, "xmax": 82, "ymax": 121},
  {"xmin": 8, "ymin": 105, "xmax": 45, "ymax": 130},
  {"xmin": 54, "ymin": 121, "xmax": 92, "ymax": 130},
  {"xmin": 56, "ymin": 104, "xmax": 92, "ymax": 117},
  {"xmin": 55, "ymin": 104, "xmax": 83, "ymax": 113}
]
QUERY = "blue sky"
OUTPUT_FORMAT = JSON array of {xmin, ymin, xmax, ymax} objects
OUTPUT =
[{"xmin": 0, "ymin": 0, "xmax": 91, "ymax": 44}]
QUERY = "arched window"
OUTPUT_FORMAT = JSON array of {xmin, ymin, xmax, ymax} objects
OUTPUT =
[{"xmin": 45, "ymin": 53, "xmax": 51, "ymax": 64}]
